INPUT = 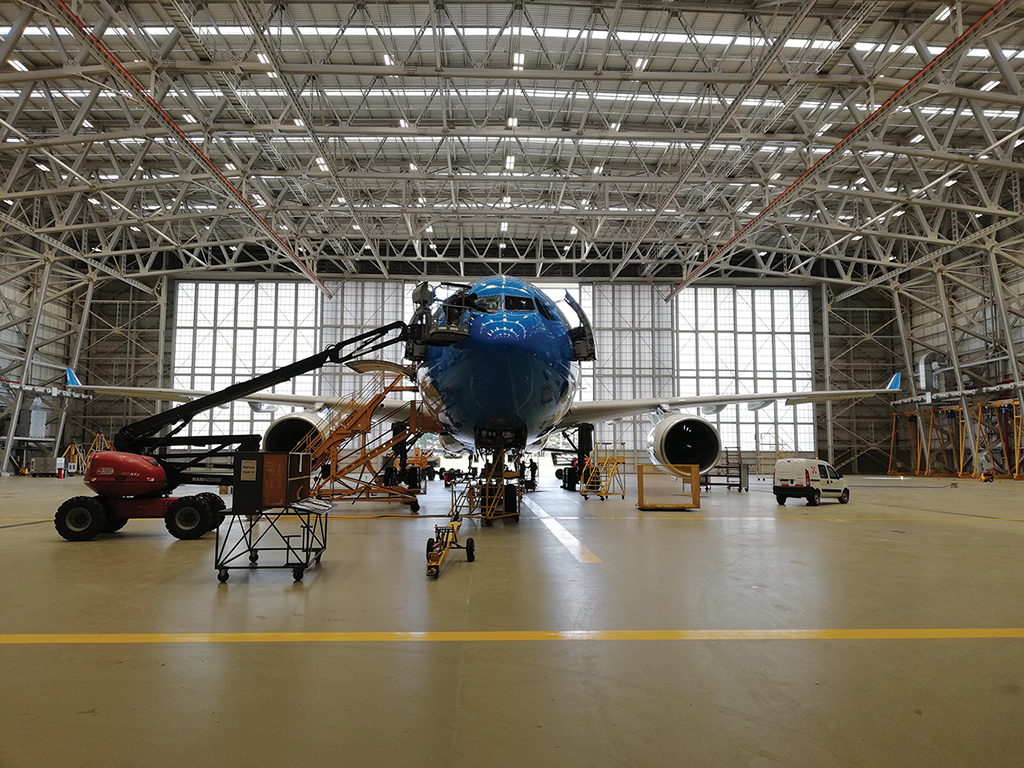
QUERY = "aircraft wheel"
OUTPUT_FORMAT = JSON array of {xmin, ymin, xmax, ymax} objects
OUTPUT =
[
  {"xmin": 776, "ymin": 495, "xmax": 786, "ymax": 506},
  {"xmin": 807, "ymin": 489, "xmax": 821, "ymax": 507},
  {"xmin": 55, "ymin": 496, "xmax": 109, "ymax": 542},
  {"xmin": 165, "ymin": 496, "xmax": 213, "ymax": 540},
  {"xmin": 466, "ymin": 537, "xmax": 475, "ymax": 562},
  {"xmin": 839, "ymin": 488, "xmax": 850, "ymax": 504}
]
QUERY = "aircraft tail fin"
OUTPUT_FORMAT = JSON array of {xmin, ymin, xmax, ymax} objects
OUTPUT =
[
  {"xmin": 66, "ymin": 368, "xmax": 82, "ymax": 387},
  {"xmin": 885, "ymin": 372, "xmax": 901, "ymax": 391}
]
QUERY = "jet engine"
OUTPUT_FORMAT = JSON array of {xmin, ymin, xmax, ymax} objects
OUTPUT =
[
  {"xmin": 647, "ymin": 414, "xmax": 722, "ymax": 476},
  {"xmin": 438, "ymin": 433, "xmax": 468, "ymax": 456},
  {"xmin": 263, "ymin": 412, "xmax": 328, "ymax": 453}
]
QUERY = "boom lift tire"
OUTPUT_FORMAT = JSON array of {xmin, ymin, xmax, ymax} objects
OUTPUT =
[
  {"xmin": 165, "ymin": 496, "xmax": 213, "ymax": 540},
  {"xmin": 103, "ymin": 515, "xmax": 129, "ymax": 533},
  {"xmin": 807, "ymin": 489, "xmax": 821, "ymax": 507},
  {"xmin": 197, "ymin": 492, "xmax": 227, "ymax": 529},
  {"xmin": 55, "ymin": 496, "xmax": 109, "ymax": 542},
  {"xmin": 426, "ymin": 537, "xmax": 435, "ymax": 559}
]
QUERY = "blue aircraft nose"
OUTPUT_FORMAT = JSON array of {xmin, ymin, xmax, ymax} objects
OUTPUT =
[{"xmin": 422, "ymin": 309, "xmax": 575, "ymax": 444}]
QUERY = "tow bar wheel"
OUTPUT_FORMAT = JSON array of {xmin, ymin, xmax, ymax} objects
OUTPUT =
[
  {"xmin": 55, "ymin": 496, "xmax": 109, "ymax": 542},
  {"xmin": 165, "ymin": 496, "xmax": 213, "ymax": 540}
]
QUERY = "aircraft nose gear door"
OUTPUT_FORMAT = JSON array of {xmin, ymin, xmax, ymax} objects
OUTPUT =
[{"xmin": 563, "ymin": 291, "xmax": 596, "ymax": 362}]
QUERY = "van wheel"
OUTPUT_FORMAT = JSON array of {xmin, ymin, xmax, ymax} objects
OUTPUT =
[
  {"xmin": 776, "ymin": 495, "xmax": 786, "ymax": 506},
  {"xmin": 838, "ymin": 488, "xmax": 850, "ymax": 504},
  {"xmin": 807, "ymin": 489, "xmax": 821, "ymax": 507}
]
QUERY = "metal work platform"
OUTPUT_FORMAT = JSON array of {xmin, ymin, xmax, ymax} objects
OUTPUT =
[
  {"xmin": 449, "ymin": 449, "xmax": 522, "ymax": 525},
  {"xmin": 215, "ymin": 498, "xmax": 332, "ymax": 583}
]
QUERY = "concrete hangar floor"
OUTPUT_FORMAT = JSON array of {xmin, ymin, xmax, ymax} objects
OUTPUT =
[{"xmin": 0, "ymin": 472, "xmax": 1021, "ymax": 767}]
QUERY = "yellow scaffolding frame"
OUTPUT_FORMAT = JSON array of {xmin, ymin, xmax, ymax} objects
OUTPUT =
[
  {"xmin": 61, "ymin": 443, "xmax": 85, "ymax": 474},
  {"xmin": 85, "ymin": 430, "xmax": 111, "ymax": 461},
  {"xmin": 304, "ymin": 372, "xmax": 441, "ymax": 508},
  {"xmin": 887, "ymin": 399, "xmax": 1024, "ymax": 479},
  {"xmin": 579, "ymin": 442, "xmax": 626, "ymax": 501},
  {"xmin": 450, "ymin": 448, "xmax": 523, "ymax": 524},
  {"xmin": 971, "ymin": 400, "xmax": 1022, "ymax": 479},
  {"xmin": 887, "ymin": 411, "xmax": 925, "ymax": 475},
  {"xmin": 636, "ymin": 464, "xmax": 700, "ymax": 510}
]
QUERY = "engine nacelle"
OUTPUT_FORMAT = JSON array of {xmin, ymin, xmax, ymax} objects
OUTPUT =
[
  {"xmin": 648, "ymin": 414, "xmax": 722, "ymax": 476},
  {"xmin": 438, "ymin": 434, "xmax": 468, "ymax": 456},
  {"xmin": 263, "ymin": 412, "xmax": 328, "ymax": 453}
]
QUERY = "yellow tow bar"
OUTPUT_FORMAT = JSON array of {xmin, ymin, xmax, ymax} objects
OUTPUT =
[{"xmin": 425, "ymin": 514, "xmax": 475, "ymax": 579}]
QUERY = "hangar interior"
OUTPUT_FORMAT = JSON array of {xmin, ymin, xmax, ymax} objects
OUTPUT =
[{"xmin": 1, "ymin": 2, "xmax": 1023, "ymax": 766}]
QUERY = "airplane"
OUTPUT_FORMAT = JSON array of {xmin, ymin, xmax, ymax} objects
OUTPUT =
[{"xmin": 67, "ymin": 275, "xmax": 900, "ymax": 477}]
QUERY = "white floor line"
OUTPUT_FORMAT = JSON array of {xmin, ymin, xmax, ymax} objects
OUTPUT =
[{"xmin": 521, "ymin": 497, "xmax": 602, "ymax": 563}]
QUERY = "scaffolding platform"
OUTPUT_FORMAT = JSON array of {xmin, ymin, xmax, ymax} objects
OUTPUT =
[
  {"xmin": 215, "ymin": 498, "xmax": 331, "ymax": 583},
  {"xmin": 579, "ymin": 442, "xmax": 626, "ymax": 501},
  {"xmin": 702, "ymin": 448, "xmax": 748, "ymax": 491}
]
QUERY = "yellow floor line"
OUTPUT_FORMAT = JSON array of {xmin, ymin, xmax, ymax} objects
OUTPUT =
[
  {"xmin": 546, "ymin": 516, "xmax": 1024, "ymax": 522},
  {"xmin": 522, "ymin": 497, "xmax": 601, "ymax": 563},
  {"xmin": 1, "ymin": 628, "xmax": 1023, "ymax": 644}
]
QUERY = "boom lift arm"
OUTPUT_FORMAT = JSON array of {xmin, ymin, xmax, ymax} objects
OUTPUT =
[{"xmin": 114, "ymin": 322, "xmax": 409, "ymax": 455}]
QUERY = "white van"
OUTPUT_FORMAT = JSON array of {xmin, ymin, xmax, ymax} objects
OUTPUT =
[{"xmin": 773, "ymin": 458, "xmax": 849, "ymax": 506}]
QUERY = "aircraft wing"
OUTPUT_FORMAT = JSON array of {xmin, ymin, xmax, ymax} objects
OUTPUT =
[
  {"xmin": 561, "ymin": 373, "xmax": 901, "ymax": 427},
  {"xmin": 67, "ymin": 371, "xmax": 413, "ymax": 420}
]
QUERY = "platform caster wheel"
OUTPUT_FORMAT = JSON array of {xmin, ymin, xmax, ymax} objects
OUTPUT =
[
  {"xmin": 427, "ymin": 566, "xmax": 439, "ymax": 579},
  {"xmin": 315, "ymin": 553, "xmax": 322, "ymax": 564},
  {"xmin": 410, "ymin": 500, "xmax": 420, "ymax": 514},
  {"xmin": 466, "ymin": 537, "xmax": 475, "ymax": 563},
  {"xmin": 583, "ymin": 495, "xmax": 588, "ymax": 500},
  {"xmin": 249, "ymin": 553, "xmax": 259, "ymax": 564},
  {"xmin": 292, "ymin": 568, "xmax": 304, "ymax": 582},
  {"xmin": 217, "ymin": 569, "xmax": 229, "ymax": 583}
]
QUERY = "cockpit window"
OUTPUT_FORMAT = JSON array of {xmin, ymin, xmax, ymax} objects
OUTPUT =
[
  {"xmin": 505, "ymin": 296, "xmax": 535, "ymax": 312},
  {"xmin": 473, "ymin": 295, "xmax": 502, "ymax": 312},
  {"xmin": 536, "ymin": 296, "xmax": 557, "ymax": 321}
]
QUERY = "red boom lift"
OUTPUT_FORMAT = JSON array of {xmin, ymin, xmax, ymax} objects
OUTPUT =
[{"xmin": 55, "ymin": 322, "xmax": 411, "ymax": 541}]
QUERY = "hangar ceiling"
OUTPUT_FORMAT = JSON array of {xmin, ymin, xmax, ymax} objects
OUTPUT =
[
  {"xmin": 0, "ymin": 0, "xmax": 1022, "ymax": 287},
  {"xmin": 3, "ymin": 1, "xmax": 1024, "ymax": 475}
]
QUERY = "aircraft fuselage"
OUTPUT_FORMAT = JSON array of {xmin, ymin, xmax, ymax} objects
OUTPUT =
[{"xmin": 417, "ymin": 276, "xmax": 580, "ymax": 450}]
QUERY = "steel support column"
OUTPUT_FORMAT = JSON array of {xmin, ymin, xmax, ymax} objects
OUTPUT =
[
  {"xmin": 821, "ymin": 284, "xmax": 835, "ymax": 465},
  {"xmin": 987, "ymin": 246, "xmax": 1024, "ymax": 416},
  {"xmin": 891, "ymin": 287, "xmax": 929, "ymax": 465},
  {"xmin": 50, "ymin": 278, "xmax": 96, "ymax": 458},
  {"xmin": 1, "ymin": 257, "xmax": 54, "ymax": 475},
  {"xmin": 934, "ymin": 271, "xmax": 977, "ymax": 472}
]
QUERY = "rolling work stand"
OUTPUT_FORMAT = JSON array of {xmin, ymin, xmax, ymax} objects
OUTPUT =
[{"xmin": 215, "ymin": 452, "xmax": 332, "ymax": 582}]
